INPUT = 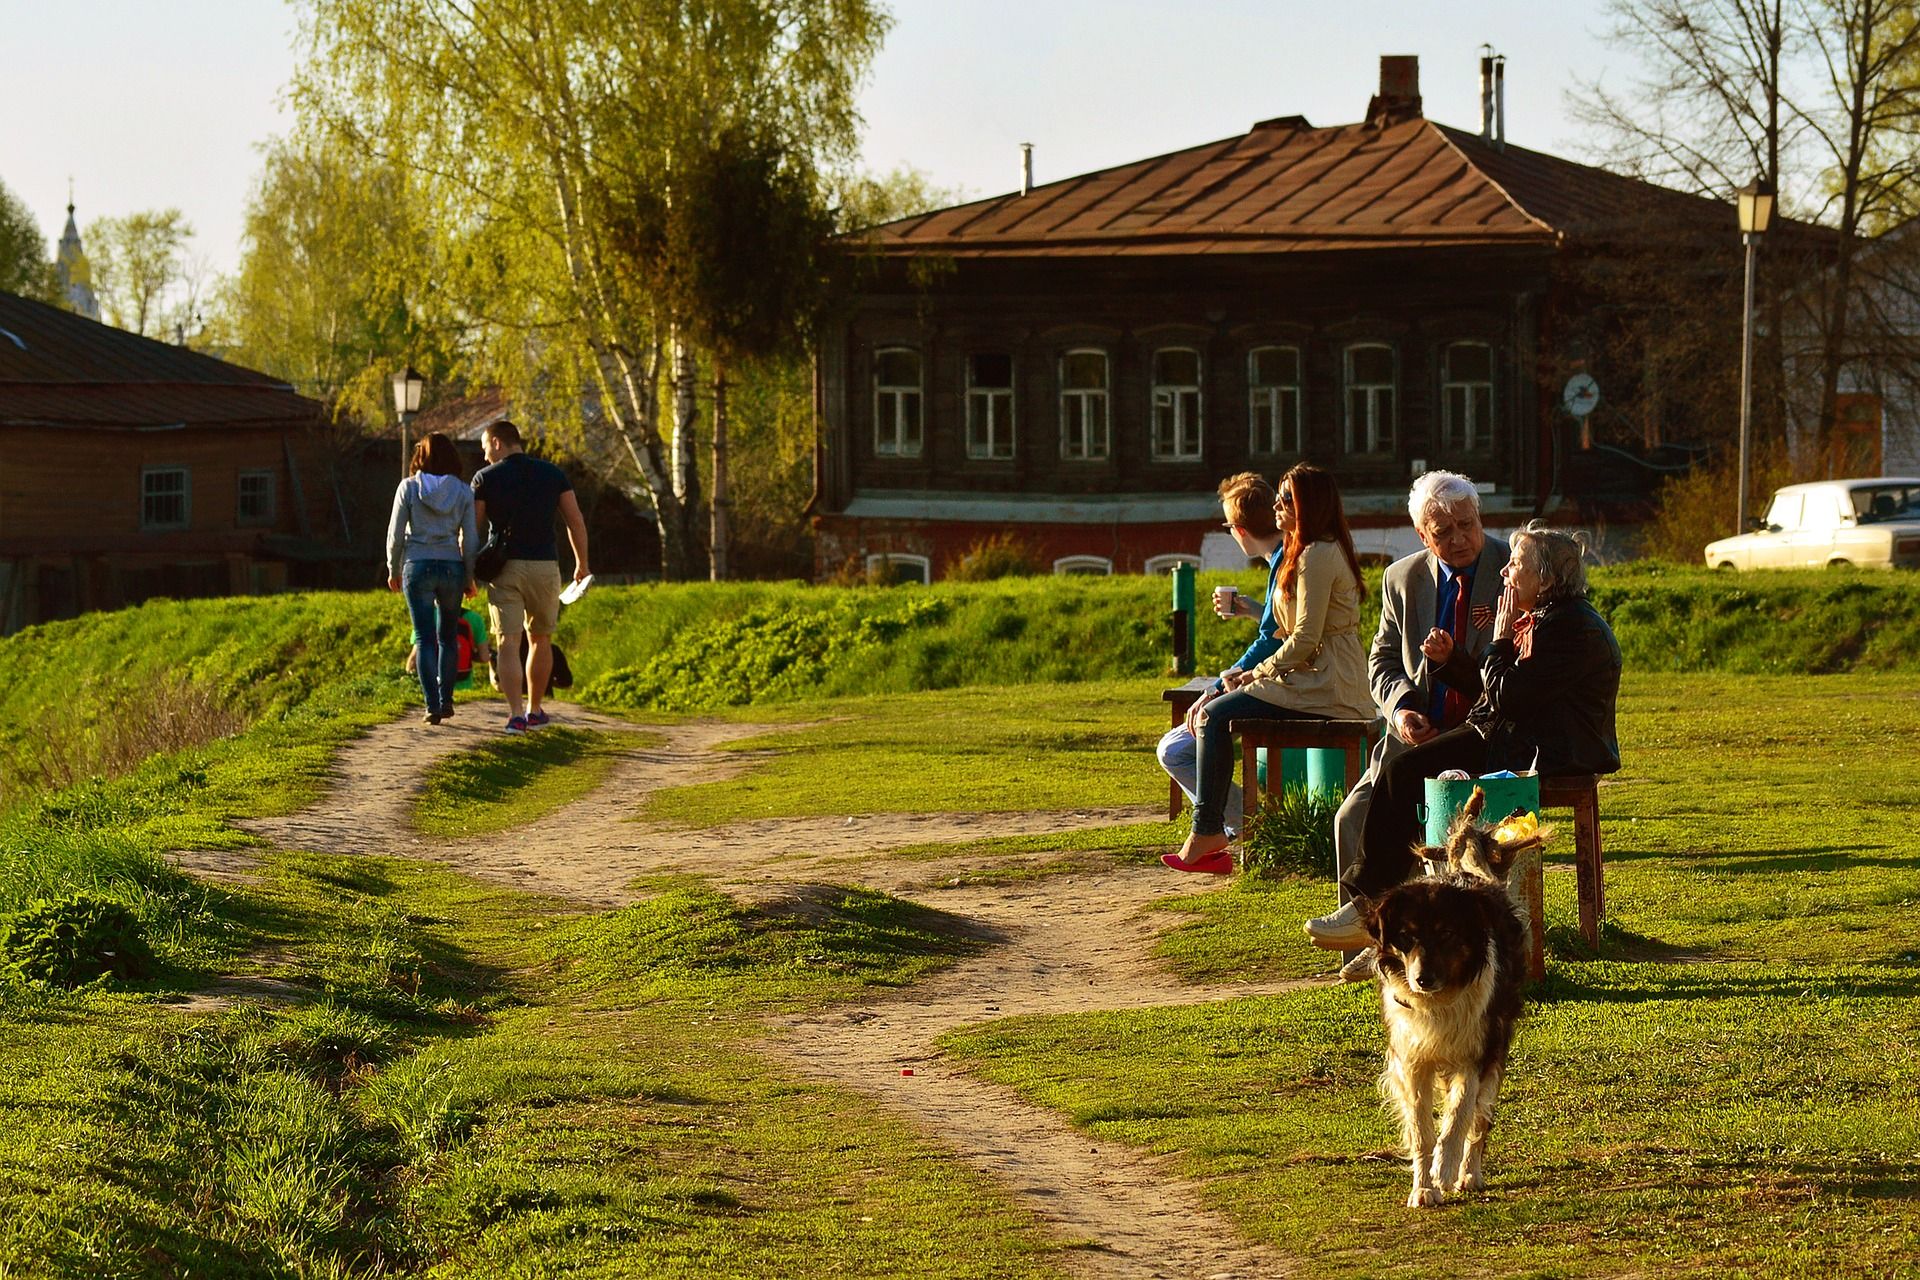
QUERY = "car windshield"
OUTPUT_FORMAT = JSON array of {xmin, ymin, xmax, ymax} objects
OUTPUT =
[{"xmin": 1850, "ymin": 484, "xmax": 1920, "ymax": 523}]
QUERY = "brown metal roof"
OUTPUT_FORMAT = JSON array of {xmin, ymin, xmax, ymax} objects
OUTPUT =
[
  {"xmin": 0, "ymin": 289, "xmax": 322, "ymax": 430},
  {"xmin": 864, "ymin": 115, "xmax": 1733, "ymax": 259}
]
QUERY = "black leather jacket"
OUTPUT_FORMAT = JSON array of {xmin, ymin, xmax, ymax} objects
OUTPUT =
[{"xmin": 1465, "ymin": 596, "xmax": 1622, "ymax": 776}]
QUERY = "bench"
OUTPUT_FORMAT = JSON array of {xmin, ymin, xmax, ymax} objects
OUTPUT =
[
  {"xmin": 1160, "ymin": 678, "xmax": 1214, "ymax": 818},
  {"xmin": 1231, "ymin": 717, "xmax": 1372, "ymax": 826},
  {"xmin": 1540, "ymin": 774, "xmax": 1606, "ymax": 949}
]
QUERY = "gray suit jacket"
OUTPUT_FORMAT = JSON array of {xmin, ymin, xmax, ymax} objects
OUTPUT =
[{"xmin": 1369, "ymin": 536, "xmax": 1511, "ymax": 725}]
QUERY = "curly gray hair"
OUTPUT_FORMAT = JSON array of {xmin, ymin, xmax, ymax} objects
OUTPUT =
[
  {"xmin": 1511, "ymin": 519, "xmax": 1591, "ymax": 603},
  {"xmin": 1407, "ymin": 470, "xmax": 1481, "ymax": 528}
]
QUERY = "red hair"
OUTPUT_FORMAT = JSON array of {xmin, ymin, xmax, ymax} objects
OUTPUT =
[{"xmin": 1275, "ymin": 463, "xmax": 1364, "ymax": 596}]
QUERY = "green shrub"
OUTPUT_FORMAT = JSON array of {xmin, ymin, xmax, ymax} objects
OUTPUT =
[
  {"xmin": 1236, "ymin": 787, "xmax": 1339, "ymax": 881},
  {"xmin": 1, "ymin": 892, "xmax": 155, "ymax": 987},
  {"xmin": 946, "ymin": 532, "xmax": 1041, "ymax": 581}
]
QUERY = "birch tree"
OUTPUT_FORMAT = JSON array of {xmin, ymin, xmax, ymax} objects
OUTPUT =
[{"xmin": 291, "ymin": 0, "xmax": 887, "ymax": 579}]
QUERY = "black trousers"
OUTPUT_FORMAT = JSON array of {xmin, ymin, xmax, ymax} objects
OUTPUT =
[{"xmin": 1341, "ymin": 723, "xmax": 1490, "ymax": 899}]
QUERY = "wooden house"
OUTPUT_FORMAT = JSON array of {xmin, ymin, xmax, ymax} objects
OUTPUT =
[
  {"xmin": 810, "ymin": 55, "xmax": 1739, "ymax": 580},
  {"xmin": 0, "ymin": 290, "xmax": 351, "ymax": 632}
]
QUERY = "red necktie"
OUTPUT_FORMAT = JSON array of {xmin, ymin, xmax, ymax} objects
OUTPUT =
[{"xmin": 1442, "ymin": 581, "xmax": 1470, "ymax": 728}]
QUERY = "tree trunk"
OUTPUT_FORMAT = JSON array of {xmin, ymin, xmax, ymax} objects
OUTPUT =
[
  {"xmin": 670, "ymin": 331, "xmax": 707, "ymax": 578},
  {"xmin": 710, "ymin": 364, "xmax": 730, "ymax": 581}
]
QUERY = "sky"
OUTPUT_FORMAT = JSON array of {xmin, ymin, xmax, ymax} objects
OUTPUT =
[{"xmin": 0, "ymin": 1, "xmax": 1644, "ymax": 281}]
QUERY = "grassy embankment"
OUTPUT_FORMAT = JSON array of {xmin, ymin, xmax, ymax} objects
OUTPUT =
[{"xmin": 1, "ymin": 571, "xmax": 1917, "ymax": 1275}]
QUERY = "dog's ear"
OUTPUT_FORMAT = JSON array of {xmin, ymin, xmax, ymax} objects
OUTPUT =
[
  {"xmin": 1351, "ymin": 891, "xmax": 1384, "ymax": 940},
  {"xmin": 1413, "ymin": 843, "xmax": 1449, "ymax": 877},
  {"xmin": 1464, "ymin": 786, "xmax": 1487, "ymax": 822}
]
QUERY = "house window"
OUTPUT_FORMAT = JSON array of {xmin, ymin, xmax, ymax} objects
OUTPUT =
[
  {"xmin": 237, "ymin": 470, "xmax": 277, "ymax": 526},
  {"xmin": 1442, "ymin": 342, "xmax": 1493, "ymax": 451},
  {"xmin": 966, "ymin": 353, "xmax": 1015, "ymax": 460},
  {"xmin": 141, "ymin": 467, "xmax": 190, "ymax": 530},
  {"xmin": 1344, "ymin": 343, "xmax": 1396, "ymax": 454},
  {"xmin": 1143, "ymin": 553, "xmax": 1201, "ymax": 575},
  {"xmin": 1249, "ymin": 345, "xmax": 1302, "ymax": 455},
  {"xmin": 1053, "ymin": 554, "xmax": 1113, "ymax": 576},
  {"xmin": 873, "ymin": 347, "xmax": 923, "ymax": 458},
  {"xmin": 1059, "ymin": 349, "xmax": 1110, "ymax": 460},
  {"xmin": 865, "ymin": 552, "xmax": 930, "ymax": 585},
  {"xmin": 1151, "ymin": 347, "xmax": 1203, "ymax": 460}
]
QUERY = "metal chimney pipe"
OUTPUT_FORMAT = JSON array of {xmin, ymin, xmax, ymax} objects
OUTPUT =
[
  {"xmin": 1494, "ymin": 55, "xmax": 1507, "ymax": 151},
  {"xmin": 1020, "ymin": 142, "xmax": 1034, "ymax": 196},
  {"xmin": 1480, "ymin": 47, "xmax": 1495, "ymax": 141}
]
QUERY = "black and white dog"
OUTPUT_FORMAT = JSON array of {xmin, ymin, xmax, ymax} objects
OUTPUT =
[{"xmin": 1360, "ymin": 790, "xmax": 1531, "ymax": 1208}]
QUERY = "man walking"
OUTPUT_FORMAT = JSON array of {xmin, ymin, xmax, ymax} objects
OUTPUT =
[
  {"xmin": 1306, "ymin": 470, "xmax": 1509, "ymax": 972},
  {"xmin": 471, "ymin": 420, "xmax": 589, "ymax": 733}
]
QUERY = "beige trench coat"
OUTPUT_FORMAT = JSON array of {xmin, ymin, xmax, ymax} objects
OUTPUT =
[{"xmin": 1241, "ymin": 539, "xmax": 1374, "ymax": 720}]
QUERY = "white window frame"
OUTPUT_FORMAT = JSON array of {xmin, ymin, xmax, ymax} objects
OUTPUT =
[
  {"xmin": 141, "ymin": 466, "xmax": 190, "ymax": 531},
  {"xmin": 1151, "ymin": 347, "xmax": 1204, "ymax": 461},
  {"xmin": 1248, "ymin": 345, "xmax": 1302, "ymax": 455},
  {"xmin": 864, "ymin": 552, "xmax": 930, "ymax": 584},
  {"xmin": 1143, "ymin": 553, "xmax": 1201, "ymax": 575},
  {"xmin": 1441, "ymin": 341, "xmax": 1494, "ymax": 452},
  {"xmin": 965, "ymin": 353, "xmax": 1016, "ymax": 460},
  {"xmin": 1344, "ymin": 342, "xmax": 1396, "ymax": 454},
  {"xmin": 236, "ymin": 469, "xmax": 277, "ymax": 527},
  {"xmin": 873, "ymin": 347, "xmax": 923, "ymax": 458},
  {"xmin": 1053, "ymin": 554, "xmax": 1113, "ymax": 576},
  {"xmin": 1058, "ymin": 348, "xmax": 1111, "ymax": 460}
]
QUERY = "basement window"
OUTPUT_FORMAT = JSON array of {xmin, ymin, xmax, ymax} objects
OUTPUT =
[
  {"xmin": 865, "ymin": 552, "xmax": 930, "ymax": 585},
  {"xmin": 1053, "ymin": 554, "xmax": 1113, "ymax": 576}
]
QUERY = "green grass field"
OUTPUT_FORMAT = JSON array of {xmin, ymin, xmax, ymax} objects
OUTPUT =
[{"xmin": 1, "ymin": 582, "xmax": 1917, "ymax": 1276}]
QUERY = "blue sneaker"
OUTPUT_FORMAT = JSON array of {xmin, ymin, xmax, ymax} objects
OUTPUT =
[
  {"xmin": 505, "ymin": 715, "xmax": 529, "ymax": 734},
  {"xmin": 526, "ymin": 710, "xmax": 550, "ymax": 728}
]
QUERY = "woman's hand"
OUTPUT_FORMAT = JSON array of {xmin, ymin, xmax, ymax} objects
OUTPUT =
[
  {"xmin": 1493, "ymin": 585, "xmax": 1520, "ymax": 641},
  {"xmin": 1420, "ymin": 627, "xmax": 1454, "ymax": 664},
  {"xmin": 1184, "ymin": 688, "xmax": 1215, "ymax": 735},
  {"xmin": 1222, "ymin": 668, "xmax": 1258, "ymax": 691}
]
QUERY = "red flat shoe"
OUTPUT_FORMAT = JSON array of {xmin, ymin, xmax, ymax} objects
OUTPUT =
[{"xmin": 1162, "ymin": 848, "xmax": 1233, "ymax": 875}]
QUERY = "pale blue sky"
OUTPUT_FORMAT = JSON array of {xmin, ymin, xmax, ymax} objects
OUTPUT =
[{"xmin": 0, "ymin": 1, "xmax": 1641, "ymax": 278}]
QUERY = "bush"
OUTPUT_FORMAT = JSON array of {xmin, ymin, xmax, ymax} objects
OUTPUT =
[
  {"xmin": 1, "ymin": 891, "xmax": 155, "ymax": 986},
  {"xmin": 1236, "ymin": 787, "xmax": 1339, "ymax": 880},
  {"xmin": 1638, "ymin": 444, "xmax": 1809, "ymax": 563},
  {"xmin": 946, "ymin": 532, "xmax": 1041, "ymax": 582}
]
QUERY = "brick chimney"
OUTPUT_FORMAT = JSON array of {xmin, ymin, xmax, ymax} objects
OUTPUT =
[{"xmin": 1367, "ymin": 54, "xmax": 1423, "ymax": 125}]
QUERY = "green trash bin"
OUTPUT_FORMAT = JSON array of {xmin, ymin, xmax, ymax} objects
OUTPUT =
[
  {"xmin": 1421, "ymin": 773, "xmax": 1539, "ymax": 847},
  {"xmin": 1256, "ymin": 744, "xmax": 1357, "ymax": 798}
]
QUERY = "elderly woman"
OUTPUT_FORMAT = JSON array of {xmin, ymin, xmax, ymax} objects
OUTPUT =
[{"xmin": 1306, "ymin": 520, "xmax": 1621, "ymax": 947}]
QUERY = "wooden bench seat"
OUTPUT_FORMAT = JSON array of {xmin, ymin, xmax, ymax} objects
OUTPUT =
[{"xmin": 1229, "ymin": 717, "xmax": 1373, "ymax": 825}]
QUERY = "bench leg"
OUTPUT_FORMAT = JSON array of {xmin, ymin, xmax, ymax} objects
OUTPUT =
[
  {"xmin": 1241, "ymin": 738, "xmax": 1262, "ymax": 829},
  {"xmin": 1523, "ymin": 854, "xmax": 1547, "ymax": 982},
  {"xmin": 1169, "ymin": 779, "xmax": 1183, "ymax": 822},
  {"xmin": 1573, "ymin": 792, "xmax": 1604, "ymax": 948}
]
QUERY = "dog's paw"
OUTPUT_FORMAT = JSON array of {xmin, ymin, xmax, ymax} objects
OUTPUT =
[
  {"xmin": 1454, "ymin": 1170, "xmax": 1485, "ymax": 1194},
  {"xmin": 1406, "ymin": 1185, "xmax": 1444, "ymax": 1209}
]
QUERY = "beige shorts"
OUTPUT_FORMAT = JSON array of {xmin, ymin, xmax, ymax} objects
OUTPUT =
[{"xmin": 488, "ymin": 559, "xmax": 563, "ymax": 640}]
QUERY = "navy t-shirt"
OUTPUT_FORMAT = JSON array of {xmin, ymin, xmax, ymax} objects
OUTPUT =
[{"xmin": 471, "ymin": 452, "xmax": 573, "ymax": 561}]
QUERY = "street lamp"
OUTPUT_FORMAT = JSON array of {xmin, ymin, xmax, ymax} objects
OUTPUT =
[
  {"xmin": 391, "ymin": 365, "xmax": 425, "ymax": 478},
  {"xmin": 1735, "ymin": 178, "xmax": 1775, "ymax": 535}
]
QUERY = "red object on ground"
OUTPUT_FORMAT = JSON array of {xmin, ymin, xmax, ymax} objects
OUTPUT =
[{"xmin": 901, "ymin": 1068, "xmax": 915, "ymax": 1076}]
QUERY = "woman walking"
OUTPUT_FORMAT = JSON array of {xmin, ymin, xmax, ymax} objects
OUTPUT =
[
  {"xmin": 1165, "ymin": 463, "xmax": 1374, "ymax": 874},
  {"xmin": 387, "ymin": 431, "xmax": 478, "ymax": 725}
]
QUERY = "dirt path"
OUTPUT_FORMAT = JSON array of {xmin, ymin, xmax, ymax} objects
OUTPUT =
[{"xmin": 180, "ymin": 701, "xmax": 1310, "ymax": 1278}]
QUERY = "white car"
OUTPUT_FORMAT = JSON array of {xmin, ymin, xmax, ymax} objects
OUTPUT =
[{"xmin": 1704, "ymin": 477, "xmax": 1920, "ymax": 570}]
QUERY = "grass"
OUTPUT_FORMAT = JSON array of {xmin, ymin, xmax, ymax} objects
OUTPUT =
[{"xmin": 411, "ymin": 727, "xmax": 661, "ymax": 837}]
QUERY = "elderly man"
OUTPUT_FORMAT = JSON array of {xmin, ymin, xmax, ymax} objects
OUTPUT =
[{"xmin": 1305, "ymin": 471, "xmax": 1510, "ymax": 973}]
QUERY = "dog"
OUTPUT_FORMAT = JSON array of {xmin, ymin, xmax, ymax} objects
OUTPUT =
[
  {"xmin": 1360, "ymin": 796, "xmax": 1530, "ymax": 1208},
  {"xmin": 1413, "ymin": 785, "xmax": 1553, "ymax": 887}
]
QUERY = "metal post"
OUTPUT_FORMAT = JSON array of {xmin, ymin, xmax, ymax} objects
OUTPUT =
[
  {"xmin": 1170, "ymin": 562, "xmax": 1195, "ymax": 676},
  {"xmin": 1737, "ymin": 233, "xmax": 1757, "ymax": 534},
  {"xmin": 399, "ymin": 411, "xmax": 415, "ymax": 479}
]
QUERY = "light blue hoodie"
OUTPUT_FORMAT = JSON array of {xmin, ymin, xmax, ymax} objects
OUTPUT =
[{"xmin": 387, "ymin": 472, "xmax": 478, "ymax": 581}]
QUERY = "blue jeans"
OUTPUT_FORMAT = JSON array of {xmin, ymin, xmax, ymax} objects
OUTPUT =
[
  {"xmin": 403, "ymin": 558, "xmax": 464, "ymax": 714},
  {"xmin": 1191, "ymin": 691, "xmax": 1322, "ymax": 837}
]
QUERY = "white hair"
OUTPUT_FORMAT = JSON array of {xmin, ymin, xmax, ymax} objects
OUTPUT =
[{"xmin": 1407, "ymin": 470, "xmax": 1481, "ymax": 527}]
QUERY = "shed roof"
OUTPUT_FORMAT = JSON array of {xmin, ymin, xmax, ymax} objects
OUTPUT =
[
  {"xmin": 863, "ymin": 116, "xmax": 1734, "ymax": 259},
  {"xmin": 0, "ymin": 289, "xmax": 323, "ymax": 430}
]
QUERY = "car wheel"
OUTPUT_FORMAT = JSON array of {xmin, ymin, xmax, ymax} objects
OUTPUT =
[
  {"xmin": 1712, "ymin": 561, "xmax": 1736, "ymax": 571},
  {"xmin": 1827, "ymin": 558, "xmax": 1852, "ymax": 569}
]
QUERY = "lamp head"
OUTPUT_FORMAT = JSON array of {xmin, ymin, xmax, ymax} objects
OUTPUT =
[
  {"xmin": 1737, "ymin": 178, "xmax": 1776, "ymax": 236},
  {"xmin": 391, "ymin": 366, "xmax": 425, "ymax": 417}
]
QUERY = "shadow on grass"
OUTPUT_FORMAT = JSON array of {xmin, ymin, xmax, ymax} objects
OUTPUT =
[{"xmin": 1532, "ymin": 962, "xmax": 1920, "ymax": 1006}]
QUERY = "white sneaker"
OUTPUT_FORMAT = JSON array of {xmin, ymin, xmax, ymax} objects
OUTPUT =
[
  {"xmin": 1338, "ymin": 948, "xmax": 1377, "ymax": 983},
  {"xmin": 1304, "ymin": 900, "xmax": 1371, "ymax": 950}
]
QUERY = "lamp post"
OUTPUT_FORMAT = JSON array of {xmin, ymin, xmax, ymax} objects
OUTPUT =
[
  {"xmin": 391, "ymin": 366, "xmax": 425, "ymax": 478},
  {"xmin": 1735, "ymin": 179, "xmax": 1775, "ymax": 535}
]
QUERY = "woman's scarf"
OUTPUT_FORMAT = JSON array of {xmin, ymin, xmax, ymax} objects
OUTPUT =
[{"xmin": 1512, "ymin": 610, "xmax": 1538, "ymax": 661}]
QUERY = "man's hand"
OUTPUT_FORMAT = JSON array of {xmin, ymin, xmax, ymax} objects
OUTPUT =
[
  {"xmin": 387, "ymin": 575, "xmax": 401, "ymax": 592},
  {"xmin": 573, "ymin": 564, "xmax": 591, "ymax": 584},
  {"xmin": 1395, "ymin": 708, "xmax": 1436, "ymax": 745},
  {"xmin": 464, "ymin": 578, "xmax": 478, "ymax": 600},
  {"xmin": 1420, "ymin": 627, "xmax": 1454, "ymax": 664}
]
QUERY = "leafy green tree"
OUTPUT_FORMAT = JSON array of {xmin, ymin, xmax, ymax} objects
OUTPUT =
[
  {"xmin": 0, "ymin": 177, "xmax": 54, "ymax": 300},
  {"xmin": 291, "ymin": 0, "xmax": 890, "ymax": 580},
  {"xmin": 216, "ymin": 134, "xmax": 449, "ymax": 424},
  {"xmin": 85, "ymin": 208, "xmax": 195, "ymax": 338}
]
